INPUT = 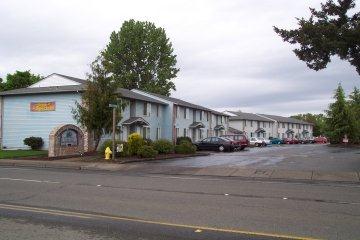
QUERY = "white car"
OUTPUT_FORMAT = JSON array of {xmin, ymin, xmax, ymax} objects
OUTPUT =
[
  {"xmin": 249, "ymin": 137, "xmax": 264, "ymax": 147},
  {"xmin": 258, "ymin": 137, "xmax": 271, "ymax": 146}
]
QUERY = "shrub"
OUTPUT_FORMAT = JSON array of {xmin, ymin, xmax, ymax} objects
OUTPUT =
[
  {"xmin": 23, "ymin": 137, "xmax": 43, "ymax": 150},
  {"xmin": 128, "ymin": 133, "xmax": 144, "ymax": 155},
  {"xmin": 143, "ymin": 138, "xmax": 153, "ymax": 146},
  {"xmin": 153, "ymin": 139, "xmax": 174, "ymax": 154},
  {"xmin": 176, "ymin": 136, "xmax": 192, "ymax": 145},
  {"xmin": 98, "ymin": 140, "xmax": 130, "ymax": 157},
  {"xmin": 174, "ymin": 142, "xmax": 196, "ymax": 154},
  {"xmin": 137, "ymin": 145, "xmax": 158, "ymax": 158}
]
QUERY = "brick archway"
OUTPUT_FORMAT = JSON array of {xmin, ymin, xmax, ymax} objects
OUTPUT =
[{"xmin": 49, "ymin": 124, "xmax": 90, "ymax": 157}]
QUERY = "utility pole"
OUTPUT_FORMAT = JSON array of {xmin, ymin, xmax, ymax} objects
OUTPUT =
[{"xmin": 109, "ymin": 104, "xmax": 117, "ymax": 161}]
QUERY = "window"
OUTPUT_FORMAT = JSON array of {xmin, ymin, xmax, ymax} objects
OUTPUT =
[
  {"xmin": 206, "ymin": 112, "xmax": 209, "ymax": 122},
  {"xmin": 257, "ymin": 122, "xmax": 260, "ymax": 128},
  {"xmin": 176, "ymin": 106, "xmax": 180, "ymax": 118},
  {"xmin": 176, "ymin": 128, "xmax": 180, "ymax": 138},
  {"xmin": 292, "ymin": 123, "xmax": 294, "ymax": 129},
  {"xmin": 156, "ymin": 105, "xmax": 160, "ymax": 117},
  {"xmin": 183, "ymin": 128, "xmax": 188, "ymax": 137},
  {"xmin": 199, "ymin": 129, "xmax": 203, "ymax": 139},
  {"xmin": 200, "ymin": 111, "xmax": 203, "ymax": 121},
  {"xmin": 221, "ymin": 116, "xmax": 224, "ymax": 123},
  {"xmin": 250, "ymin": 132, "xmax": 253, "ymax": 137},
  {"xmin": 250, "ymin": 121, "xmax": 253, "ymax": 127},
  {"xmin": 207, "ymin": 129, "xmax": 210, "ymax": 137},
  {"xmin": 244, "ymin": 120, "xmax": 247, "ymax": 127},
  {"xmin": 143, "ymin": 102, "xmax": 151, "ymax": 116},
  {"xmin": 142, "ymin": 127, "xmax": 150, "ymax": 139},
  {"xmin": 156, "ymin": 128, "xmax": 161, "ymax": 140},
  {"xmin": 282, "ymin": 123, "xmax": 285, "ymax": 128},
  {"xmin": 184, "ymin": 108, "xmax": 187, "ymax": 119},
  {"xmin": 263, "ymin": 122, "xmax": 266, "ymax": 128}
]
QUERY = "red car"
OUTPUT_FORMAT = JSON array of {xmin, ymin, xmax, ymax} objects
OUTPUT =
[
  {"xmin": 315, "ymin": 136, "xmax": 327, "ymax": 144},
  {"xmin": 282, "ymin": 138, "xmax": 294, "ymax": 144},
  {"xmin": 221, "ymin": 134, "xmax": 249, "ymax": 150}
]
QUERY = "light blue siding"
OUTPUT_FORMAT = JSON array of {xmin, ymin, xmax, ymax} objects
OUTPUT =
[{"xmin": 2, "ymin": 93, "xmax": 80, "ymax": 149}]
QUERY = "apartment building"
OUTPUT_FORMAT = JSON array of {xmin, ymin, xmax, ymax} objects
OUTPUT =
[
  {"xmin": 0, "ymin": 73, "xmax": 229, "ymax": 150},
  {"xmin": 226, "ymin": 111, "xmax": 313, "ymax": 139}
]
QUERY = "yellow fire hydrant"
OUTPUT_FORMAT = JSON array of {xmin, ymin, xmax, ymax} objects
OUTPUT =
[{"xmin": 105, "ymin": 147, "xmax": 112, "ymax": 160}]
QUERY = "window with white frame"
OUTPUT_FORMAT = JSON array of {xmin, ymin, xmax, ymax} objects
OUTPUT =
[
  {"xmin": 176, "ymin": 106, "xmax": 180, "ymax": 118},
  {"xmin": 250, "ymin": 120, "xmax": 253, "ymax": 127},
  {"xmin": 200, "ymin": 111, "xmax": 203, "ymax": 121},
  {"xmin": 156, "ymin": 127, "xmax": 161, "ymax": 140},
  {"xmin": 156, "ymin": 104, "xmax": 160, "ymax": 117},
  {"xmin": 175, "ymin": 128, "xmax": 180, "ymax": 138},
  {"xmin": 183, "ymin": 128, "xmax": 187, "ymax": 137},
  {"xmin": 244, "ymin": 120, "xmax": 247, "ymax": 126},
  {"xmin": 142, "ymin": 127, "xmax": 150, "ymax": 139},
  {"xmin": 143, "ymin": 102, "xmax": 151, "ymax": 116},
  {"xmin": 184, "ymin": 108, "xmax": 187, "ymax": 119}
]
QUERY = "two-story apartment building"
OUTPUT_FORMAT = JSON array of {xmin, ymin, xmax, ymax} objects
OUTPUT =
[
  {"xmin": 226, "ymin": 111, "xmax": 313, "ymax": 139},
  {"xmin": 0, "ymin": 73, "xmax": 229, "ymax": 150}
]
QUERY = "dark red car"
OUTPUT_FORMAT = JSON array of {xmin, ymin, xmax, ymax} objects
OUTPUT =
[
  {"xmin": 315, "ymin": 136, "xmax": 327, "ymax": 144},
  {"xmin": 282, "ymin": 138, "xmax": 294, "ymax": 144},
  {"xmin": 221, "ymin": 134, "xmax": 249, "ymax": 150}
]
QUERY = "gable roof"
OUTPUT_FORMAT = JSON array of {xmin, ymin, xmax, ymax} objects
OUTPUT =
[
  {"xmin": 258, "ymin": 114, "xmax": 313, "ymax": 125},
  {"xmin": 53, "ymin": 73, "xmax": 88, "ymax": 84},
  {"xmin": 228, "ymin": 111, "xmax": 271, "ymax": 122},
  {"xmin": 0, "ymin": 85, "xmax": 85, "ymax": 96},
  {"xmin": 0, "ymin": 83, "xmax": 166, "ymax": 105},
  {"xmin": 135, "ymin": 90, "xmax": 228, "ymax": 116}
]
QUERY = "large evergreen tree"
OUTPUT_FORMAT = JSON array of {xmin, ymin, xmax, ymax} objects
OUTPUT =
[
  {"xmin": 3, "ymin": 70, "xmax": 42, "ymax": 90},
  {"xmin": 72, "ymin": 56, "xmax": 124, "ymax": 149},
  {"xmin": 274, "ymin": 0, "xmax": 360, "ymax": 75},
  {"xmin": 325, "ymin": 84, "xmax": 352, "ymax": 143},
  {"xmin": 348, "ymin": 87, "xmax": 360, "ymax": 143},
  {"xmin": 102, "ymin": 19, "xmax": 179, "ymax": 96}
]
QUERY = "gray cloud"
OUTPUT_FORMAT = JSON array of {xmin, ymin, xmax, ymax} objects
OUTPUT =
[{"xmin": 0, "ymin": 0, "xmax": 359, "ymax": 116}]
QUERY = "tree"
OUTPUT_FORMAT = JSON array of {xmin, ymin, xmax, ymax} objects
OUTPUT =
[
  {"xmin": 325, "ymin": 84, "xmax": 352, "ymax": 143},
  {"xmin": 274, "ymin": 0, "xmax": 360, "ymax": 75},
  {"xmin": 72, "ymin": 56, "xmax": 124, "ymax": 150},
  {"xmin": 102, "ymin": 19, "xmax": 179, "ymax": 96},
  {"xmin": 291, "ymin": 113, "xmax": 326, "ymax": 136},
  {"xmin": 348, "ymin": 87, "xmax": 360, "ymax": 143},
  {"xmin": 4, "ymin": 70, "xmax": 42, "ymax": 90}
]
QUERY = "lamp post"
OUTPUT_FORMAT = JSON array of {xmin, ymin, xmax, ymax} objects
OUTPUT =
[{"xmin": 109, "ymin": 103, "xmax": 117, "ymax": 161}]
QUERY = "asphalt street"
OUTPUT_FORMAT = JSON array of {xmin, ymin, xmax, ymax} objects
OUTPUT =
[
  {"xmin": 1, "ymin": 166, "xmax": 360, "ymax": 239},
  {"xmin": 148, "ymin": 144, "xmax": 360, "ymax": 171}
]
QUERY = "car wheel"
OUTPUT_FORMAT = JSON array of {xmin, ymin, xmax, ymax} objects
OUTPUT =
[
  {"xmin": 218, "ymin": 145, "xmax": 225, "ymax": 152},
  {"xmin": 255, "ymin": 143, "xmax": 259, "ymax": 147}
]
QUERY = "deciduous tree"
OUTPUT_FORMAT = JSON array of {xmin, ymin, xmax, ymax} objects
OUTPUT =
[
  {"xmin": 102, "ymin": 19, "xmax": 179, "ymax": 96},
  {"xmin": 3, "ymin": 70, "xmax": 42, "ymax": 90},
  {"xmin": 72, "ymin": 56, "xmax": 124, "ymax": 150}
]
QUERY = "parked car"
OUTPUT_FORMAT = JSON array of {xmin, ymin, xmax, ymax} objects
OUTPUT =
[
  {"xmin": 249, "ymin": 137, "xmax": 265, "ymax": 147},
  {"xmin": 293, "ymin": 138, "xmax": 300, "ymax": 144},
  {"xmin": 195, "ymin": 137, "xmax": 235, "ymax": 152},
  {"xmin": 308, "ymin": 137, "xmax": 316, "ymax": 144},
  {"xmin": 269, "ymin": 137, "xmax": 283, "ymax": 144},
  {"xmin": 258, "ymin": 137, "xmax": 271, "ymax": 146},
  {"xmin": 315, "ymin": 136, "xmax": 327, "ymax": 144},
  {"xmin": 221, "ymin": 134, "xmax": 249, "ymax": 150},
  {"xmin": 282, "ymin": 138, "xmax": 294, "ymax": 144}
]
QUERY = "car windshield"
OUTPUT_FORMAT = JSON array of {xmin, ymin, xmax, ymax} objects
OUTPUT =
[{"xmin": 218, "ymin": 137, "xmax": 230, "ymax": 142}]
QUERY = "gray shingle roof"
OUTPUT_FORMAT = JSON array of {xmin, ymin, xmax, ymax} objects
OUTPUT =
[
  {"xmin": 0, "ymin": 84, "xmax": 167, "ymax": 105},
  {"xmin": 228, "ymin": 111, "xmax": 271, "ymax": 122},
  {"xmin": 258, "ymin": 114, "xmax": 313, "ymax": 125},
  {"xmin": 139, "ymin": 91, "xmax": 229, "ymax": 116},
  {"xmin": 0, "ymin": 85, "xmax": 86, "ymax": 96}
]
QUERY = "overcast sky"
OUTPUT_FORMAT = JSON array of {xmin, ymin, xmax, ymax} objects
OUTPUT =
[{"xmin": 0, "ymin": 0, "xmax": 359, "ymax": 116}]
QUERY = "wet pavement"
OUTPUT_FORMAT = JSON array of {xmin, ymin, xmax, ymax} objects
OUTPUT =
[{"xmin": 147, "ymin": 144, "xmax": 360, "ymax": 172}]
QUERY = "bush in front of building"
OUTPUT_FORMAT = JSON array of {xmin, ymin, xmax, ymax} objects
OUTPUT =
[
  {"xmin": 23, "ymin": 137, "xmax": 44, "ymax": 150},
  {"xmin": 137, "ymin": 145, "xmax": 158, "ymax": 158},
  {"xmin": 98, "ymin": 140, "xmax": 130, "ymax": 157},
  {"xmin": 128, "ymin": 133, "xmax": 145, "ymax": 155},
  {"xmin": 153, "ymin": 139, "xmax": 174, "ymax": 154},
  {"xmin": 143, "ymin": 138, "xmax": 153, "ymax": 146},
  {"xmin": 176, "ymin": 137, "xmax": 192, "ymax": 145},
  {"xmin": 174, "ymin": 142, "xmax": 196, "ymax": 154}
]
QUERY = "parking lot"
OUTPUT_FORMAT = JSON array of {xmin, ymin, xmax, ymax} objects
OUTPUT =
[{"xmin": 150, "ymin": 144, "xmax": 360, "ymax": 172}]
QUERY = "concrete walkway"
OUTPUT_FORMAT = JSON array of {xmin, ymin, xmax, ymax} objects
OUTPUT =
[{"xmin": 0, "ymin": 158, "xmax": 359, "ymax": 183}]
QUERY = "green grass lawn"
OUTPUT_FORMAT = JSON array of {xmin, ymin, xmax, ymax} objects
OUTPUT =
[{"xmin": 0, "ymin": 150, "xmax": 48, "ymax": 159}]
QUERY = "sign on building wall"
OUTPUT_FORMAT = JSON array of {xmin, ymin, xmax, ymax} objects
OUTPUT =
[{"xmin": 30, "ymin": 102, "xmax": 56, "ymax": 112}]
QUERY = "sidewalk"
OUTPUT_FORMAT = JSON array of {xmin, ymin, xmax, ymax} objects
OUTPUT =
[{"xmin": 0, "ymin": 158, "xmax": 359, "ymax": 183}]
